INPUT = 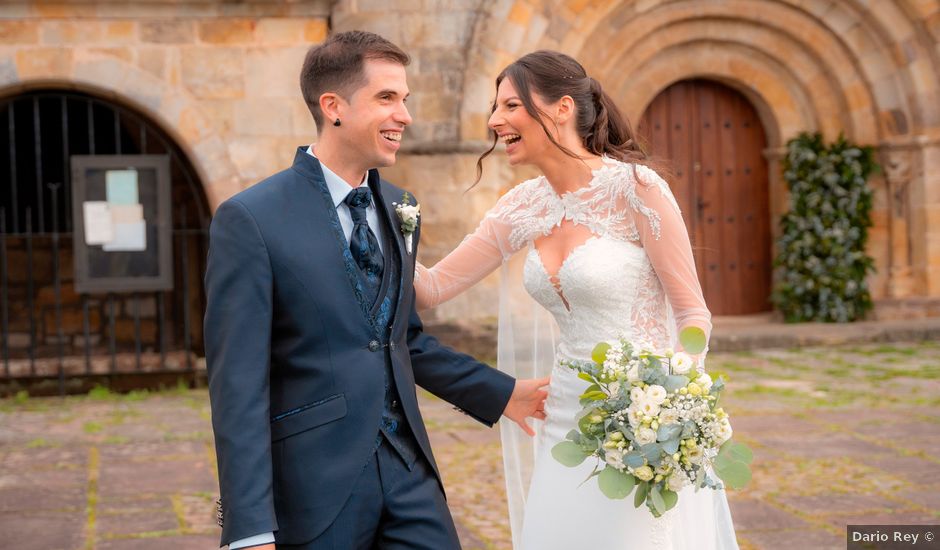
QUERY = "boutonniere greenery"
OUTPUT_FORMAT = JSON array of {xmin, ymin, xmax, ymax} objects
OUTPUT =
[{"xmin": 393, "ymin": 192, "xmax": 420, "ymax": 254}]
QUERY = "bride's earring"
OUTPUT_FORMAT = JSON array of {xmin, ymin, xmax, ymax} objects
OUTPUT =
[{"xmin": 333, "ymin": 118, "xmax": 341, "ymax": 127}]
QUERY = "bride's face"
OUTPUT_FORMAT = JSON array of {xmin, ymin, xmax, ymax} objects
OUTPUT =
[{"xmin": 488, "ymin": 78, "xmax": 557, "ymax": 166}]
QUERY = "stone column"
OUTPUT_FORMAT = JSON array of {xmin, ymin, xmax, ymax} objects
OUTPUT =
[{"xmin": 879, "ymin": 144, "xmax": 917, "ymax": 298}]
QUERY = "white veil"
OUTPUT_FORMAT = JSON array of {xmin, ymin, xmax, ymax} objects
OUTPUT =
[{"xmin": 495, "ymin": 249, "xmax": 559, "ymax": 549}]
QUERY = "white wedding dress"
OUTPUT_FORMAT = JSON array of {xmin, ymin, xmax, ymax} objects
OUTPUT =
[{"xmin": 415, "ymin": 157, "xmax": 738, "ymax": 549}]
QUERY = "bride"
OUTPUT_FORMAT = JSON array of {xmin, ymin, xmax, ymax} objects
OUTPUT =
[{"xmin": 413, "ymin": 51, "xmax": 739, "ymax": 549}]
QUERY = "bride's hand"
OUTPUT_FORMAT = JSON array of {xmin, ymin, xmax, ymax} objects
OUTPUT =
[{"xmin": 502, "ymin": 376, "xmax": 551, "ymax": 436}]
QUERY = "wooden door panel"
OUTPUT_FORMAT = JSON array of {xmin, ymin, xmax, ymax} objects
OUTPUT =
[
  {"xmin": 696, "ymin": 83, "xmax": 724, "ymax": 310},
  {"xmin": 638, "ymin": 79, "xmax": 771, "ymax": 315}
]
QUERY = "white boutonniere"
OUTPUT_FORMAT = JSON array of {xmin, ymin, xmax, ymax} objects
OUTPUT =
[{"xmin": 393, "ymin": 192, "xmax": 420, "ymax": 255}]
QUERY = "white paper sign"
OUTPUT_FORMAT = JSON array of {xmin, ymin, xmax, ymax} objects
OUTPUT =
[
  {"xmin": 110, "ymin": 204, "xmax": 144, "ymax": 224},
  {"xmin": 83, "ymin": 201, "xmax": 113, "ymax": 245},
  {"xmin": 103, "ymin": 221, "xmax": 147, "ymax": 252}
]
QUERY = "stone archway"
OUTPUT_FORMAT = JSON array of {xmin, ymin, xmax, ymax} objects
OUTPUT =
[
  {"xmin": 459, "ymin": 0, "xmax": 940, "ymax": 301},
  {"xmin": 0, "ymin": 87, "xmax": 210, "ymax": 380},
  {"xmin": 0, "ymin": 57, "xmax": 242, "ymax": 209}
]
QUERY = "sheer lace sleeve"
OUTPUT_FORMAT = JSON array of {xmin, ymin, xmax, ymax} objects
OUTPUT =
[
  {"xmin": 414, "ymin": 178, "xmax": 548, "ymax": 310},
  {"xmin": 630, "ymin": 165, "xmax": 713, "ymax": 347}
]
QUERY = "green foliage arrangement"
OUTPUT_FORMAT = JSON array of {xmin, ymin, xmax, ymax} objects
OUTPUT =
[{"xmin": 772, "ymin": 132, "xmax": 879, "ymax": 322}]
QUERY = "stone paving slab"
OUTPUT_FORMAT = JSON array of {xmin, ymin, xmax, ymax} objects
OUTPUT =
[{"xmin": 1, "ymin": 342, "xmax": 939, "ymax": 549}]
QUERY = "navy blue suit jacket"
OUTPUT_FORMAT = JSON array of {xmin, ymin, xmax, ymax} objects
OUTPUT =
[{"xmin": 205, "ymin": 148, "xmax": 515, "ymax": 546}]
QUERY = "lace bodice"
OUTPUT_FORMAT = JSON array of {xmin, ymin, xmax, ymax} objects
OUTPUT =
[{"xmin": 415, "ymin": 157, "xmax": 711, "ymax": 357}]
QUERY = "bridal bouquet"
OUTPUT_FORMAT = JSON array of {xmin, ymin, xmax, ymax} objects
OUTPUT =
[{"xmin": 551, "ymin": 329, "xmax": 752, "ymax": 517}]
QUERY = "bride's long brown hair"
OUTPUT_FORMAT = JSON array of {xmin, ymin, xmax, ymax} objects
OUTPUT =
[{"xmin": 475, "ymin": 50, "xmax": 654, "ymax": 183}]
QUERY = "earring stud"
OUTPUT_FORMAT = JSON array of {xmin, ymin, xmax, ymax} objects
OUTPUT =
[{"xmin": 333, "ymin": 118, "xmax": 341, "ymax": 127}]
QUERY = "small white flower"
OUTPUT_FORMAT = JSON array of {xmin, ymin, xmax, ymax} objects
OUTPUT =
[
  {"xmin": 608, "ymin": 381, "xmax": 621, "ymax": 395},
  {"xmin": 645, "ymin": 385, "xmax": 667, "ymax": 405},
  {"xmin": 671, "ymin": 352, "xmax": 695, "ymax": 375},
  {"xmin": 635, "ymin": 427, "xmax": 657, "ymax": 446},
  {"xmin": 659, "ymin": 408, "xmax": 680, "ymax": 425}
]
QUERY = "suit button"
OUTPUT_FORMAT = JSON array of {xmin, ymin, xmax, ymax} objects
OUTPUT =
[{"xmin": 368, "ymin": 340, "xmax": 380, "ymax": 352}]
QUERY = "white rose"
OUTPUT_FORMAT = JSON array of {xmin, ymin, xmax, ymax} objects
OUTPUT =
[
  {"xmin": 633, "ymin": 465, "xmax": 654, "ymax": 482},
  {"xmin": 671, "ymin": 352, "xmax": 695, "ymax": 375},
  {"xmin": 605, "ymin": 448, "xmax": 625, "ymax": 469},
  {"xmin": 608, "ymin": 381, "xmax": 621, "ymax": 395},
  {"xmin": 716, "ymin": 418, "xmax": 733, "ymax": 443},
  {"xmin": 635, "ymin": 427, "xmax": 657, "ymax": 445},
  {"xmin": 686, "ymin": 445, "xmax": 704, "ymax": 464},
  {"xmin": 646, "ymin": 385, "xmax": 667, "ymax": 405},
  {"xmin": 626, "ymin": 363, "xmax": 640, "ymax": 382},
  {"xmin": 695, "ymin": 373, "xmax": 713, "ymax": 392},
  {"xmin": 627, "ymin": 407, "xmax": 641, "ymax": 427},
  {"xmin": 667, "ymin": 471, "xmax": 688, "ymax": 492},
  {"xmin": 630, "ymin": 387, "xmax": 645, "ymax": 402},
  {"xmin": 398, "ymin": 204, "xmax": 420, "ymax": 219},
  {"xmin": 637, "ymin": 399, "xmax": 661, "ymax": 418}
]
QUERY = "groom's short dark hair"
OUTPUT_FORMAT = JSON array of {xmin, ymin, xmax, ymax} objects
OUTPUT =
[{"xmin": 301, "ymin": 30, "xmax": 410, "ymax": 130}]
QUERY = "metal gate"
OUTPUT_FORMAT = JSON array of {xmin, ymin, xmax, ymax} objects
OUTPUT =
[{"xmin": 0, "ymin": 89, "xmax": 210, "ymax": 395}]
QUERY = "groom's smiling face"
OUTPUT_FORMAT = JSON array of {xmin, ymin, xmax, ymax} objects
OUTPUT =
[{"xmin": 340, "ymin": 58, "xmax": 412, "ymax": 169}]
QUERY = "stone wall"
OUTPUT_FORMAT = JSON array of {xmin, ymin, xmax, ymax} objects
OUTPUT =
[
  {"xmin": 0, "ymin": 0, "xmax": 332, "ymax": 208},
  {"xmin": 335, "ymin": 0, "xmax": 940, "ymax": 317},
  {"xmin": 2, "ymin": 0, "xmax": 939, "ymax": 325}
]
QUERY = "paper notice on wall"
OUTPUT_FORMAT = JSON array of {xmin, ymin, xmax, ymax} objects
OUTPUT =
[
  {"xmin": 106, "ymin": 170, "xmax": 139, "ymax": 205},
  {"xmin": 83, "ymin": 201, "xmax": 114, "ymax": 245},
  {"xmin": 110, "ymin": 204, "xmax": 144, "ymax": 224},
  {"xmin": 103, "ymin": 221, "xmax": 147, "ymax": 252}
]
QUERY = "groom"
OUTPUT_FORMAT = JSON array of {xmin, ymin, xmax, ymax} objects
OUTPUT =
[{"xmin": 205, "ymin": 31, "xmax": 548, "ymax": 550}]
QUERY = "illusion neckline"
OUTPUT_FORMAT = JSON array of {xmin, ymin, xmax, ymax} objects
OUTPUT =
[{"xmin": 538, "ymin": 156, "xmax": 619, "ymax": 200}]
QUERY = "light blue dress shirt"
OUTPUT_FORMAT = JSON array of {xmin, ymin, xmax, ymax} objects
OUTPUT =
[{"xmin": 227, "ymin": 147, "xmax": 384, "ymax": 550}]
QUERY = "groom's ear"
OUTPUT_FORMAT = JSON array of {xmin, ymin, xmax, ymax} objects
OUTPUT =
[{"xmin": 319, "ymin": 92, "xmax": 343, "ymax": 127}]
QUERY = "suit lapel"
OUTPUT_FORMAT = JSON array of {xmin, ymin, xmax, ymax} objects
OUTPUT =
[
  {"xmin": 372, "ymin": 174, "xmax": 412, "ymax": 324},
  {"xmin": 292, "ymin": 149, "xmax": 379, "ymax": 336}
]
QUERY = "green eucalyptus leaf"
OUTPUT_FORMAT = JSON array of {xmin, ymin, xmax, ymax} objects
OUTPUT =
[
  {"xmin": 715, "ymin": 460, "xmax": 752, "ymax": 489},
  {"xmin": 592, "ymin": 342, "xmax": 611, "ymax": 365},
  {"xmin": 649, "ymin": 486, "xmax": 665, "ymax": 515},
  {"xmin": 634, "ymin": 480, "xmax": 649, "ymax": 509},
  {"xmin": 580, "ymin": 390, "xmax": 608, "ymax": 401},
  {"xmin": 551, "ymin": 441, "xmax": 589, "ymax": 468},
  {"xmin": 679, "ymin": 327, "xmax": 707, "ymax": 354},
  {"xmin": 661, "ymin": 488, "xmax": 679, "ymax": 511},
  {"xmin": 719, "ymin": 441, "xmax": 754, "ymax": 464},
  {"xmin": 663, "ymin": 375, "xmax": 690, "ymax": 393},
  {"xmin": 597, "ymin": 467, "xmax": 636, "ymax": 500}
]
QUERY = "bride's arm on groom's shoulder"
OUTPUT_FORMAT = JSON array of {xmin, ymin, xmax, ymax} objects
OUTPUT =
[
  {"xmin": 413, "ymin": 215, "xmax": 513, "ymax": 310},
  {"xmin": 632, "ymin": 170, "xmax": 713, "ymax": 353}
]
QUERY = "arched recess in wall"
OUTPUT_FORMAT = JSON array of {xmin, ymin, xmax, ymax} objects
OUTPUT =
[{"xmin": 0, "ymin": 86, "xmax": 209, "ymax": 379}]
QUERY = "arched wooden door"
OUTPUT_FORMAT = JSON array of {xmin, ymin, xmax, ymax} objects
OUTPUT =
[{"xmin": 638, "ymin": 79, "xmax": 771, "ymax": 315}]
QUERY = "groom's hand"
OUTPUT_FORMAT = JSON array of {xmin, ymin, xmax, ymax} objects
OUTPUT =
[{"xmin": 502, "ymin": 376, "xmax": 550, "ymax": 436}]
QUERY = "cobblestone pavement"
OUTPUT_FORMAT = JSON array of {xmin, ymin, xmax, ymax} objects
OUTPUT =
[{"xmin": 1, "ymin": 342, "xmax": 938, "ymax": 549}]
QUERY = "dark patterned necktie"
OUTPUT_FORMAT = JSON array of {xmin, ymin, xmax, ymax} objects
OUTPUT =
[{"xmin": 344, "ymin": 187, "xmax": 384, "ymax": 295}]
